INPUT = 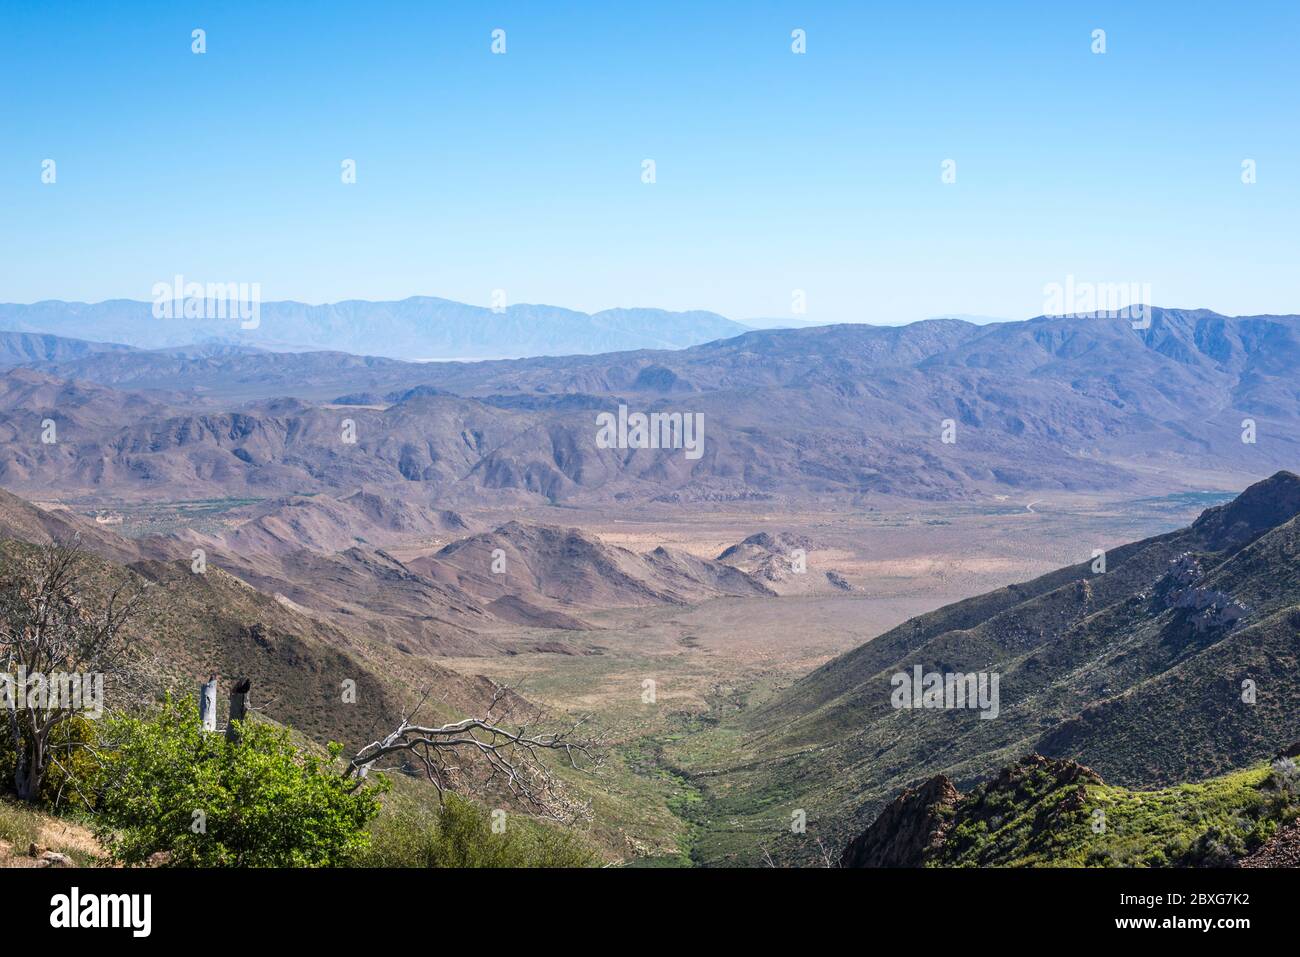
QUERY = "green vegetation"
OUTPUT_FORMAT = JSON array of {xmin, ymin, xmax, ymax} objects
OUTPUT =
[
  {"xmin": 4, "ymin": 697, "xmax": 605, "ymax": 868},
  {"xmin": 444, "ymin": 635, "xmax": 743, "ymax": 864},
  {"xmin": 934, "ymin": 759, "xmax": 1300, "ymax": 868},
  {"xmin": 619, "ymin": 735, "xmax": 705, "ymax": 866},
  {"xmin": 0, "ymin": 798, "xmax": 37, "ymax": 847},
  {"xmin": 94, "ymin": 698, "xmax": 386, "ymax": 867},
  {"xmin": 357, "ymin": 794, "xmax": 596, "ymax": 868}
]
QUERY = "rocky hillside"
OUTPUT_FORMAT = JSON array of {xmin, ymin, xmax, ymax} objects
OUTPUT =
[
  {"xmin": 0, "ymin": 489, "xmax": 513, "ymax": 751},
  {"xmin": 3, "ymin": 308, "xmax": 1299, "ymax": 504},
  {"xmin": 177, "ymin": 491, "xmax": 471, "ymax": 557},
  {"xmin": 674, "ymin": 471, "xmax": 1300, "ymax": 865},
  {"xmin": 842, "ymin": 750, "xmax": 1300, "ymax": 868},
  {"xmin": 122, "ymin": 503, "xmax": 774, "ymax": 655},
  {"xmin": 0, "ymin": 330, "xmax": 135, "ymax": 366}
]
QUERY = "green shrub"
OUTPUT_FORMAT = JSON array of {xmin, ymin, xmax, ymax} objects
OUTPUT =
[
  {"xmin": 94, "ymin": 697, "xmax": 385, "ymax": 867},
  {"xmin": 357, "ymin": 794, "xmax": 597, "ymax": 868}
]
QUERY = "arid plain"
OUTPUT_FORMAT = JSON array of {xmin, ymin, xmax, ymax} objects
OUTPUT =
[{"xmin": 50, "ymin": 485, "xmax": 1229, "ymax": 861}]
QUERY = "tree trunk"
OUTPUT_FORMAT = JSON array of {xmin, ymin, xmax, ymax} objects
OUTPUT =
[
  {"xmin": 226, "ymin": 678, "xmax": 250, "ymax": 743},
  {"xmin": 7, "ymin": 707, "xmax": 40, "ymax": 802},
  {"xmin": 200, "ymin": 677, "xmax": 218, "ymax": 733},
  {"xmin": 14, "ymin": 746, "xmax": 40, "ymax": 802}
]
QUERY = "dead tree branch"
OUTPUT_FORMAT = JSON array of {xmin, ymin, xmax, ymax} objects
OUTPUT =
[{"xmin": 347, "ymin": 685, "xmax": 603, "ymax": 823}]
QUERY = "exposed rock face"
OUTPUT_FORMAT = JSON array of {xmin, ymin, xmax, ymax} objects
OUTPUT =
[
  {"xmin": 1156, "ymin": 552, "xmax": 1248, "ymax": 635},
  {"xmin": 1165, "ymin": 552, "xmax": 1204, "ymax": 589},
  {"xmin": 1180, "ymin": 592, "xmax": 1248, "ymax": 634},
  {"xmin": 839, "ymin": 774, "xmax": 960, "ymax": 868},
  {"xmin": 825, "ymin": 570, "xmax": 854, "ymax": 591},
  {"xmin": 1240, "ymin": 818, "xmax": 1300, "ymax": 868}
]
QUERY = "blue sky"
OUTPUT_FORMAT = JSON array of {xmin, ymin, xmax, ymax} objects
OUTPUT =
[{"xmin": 2, "ymin": 1, "xmax": 1297, "ymax": 324}]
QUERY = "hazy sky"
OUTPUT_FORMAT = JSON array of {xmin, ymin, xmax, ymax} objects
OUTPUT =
[{"xmin": 3, "ymin": 1, "xmax": 1297, "ymax": 324}]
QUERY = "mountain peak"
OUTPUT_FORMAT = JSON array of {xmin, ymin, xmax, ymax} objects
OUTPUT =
[{"xmin": 1192, "ymin": 470, "xmax": 1300, "ymax": 550}]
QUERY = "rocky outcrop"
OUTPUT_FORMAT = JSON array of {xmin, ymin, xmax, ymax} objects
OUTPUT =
[
  {"xmin": 1165, "ymin": 552, "xmax": 1204, "ymax": 589},
  {"xmin": 973, "ymin": 754, "xmax": 1102, "ymax": 817},
  {"xmin": 839, "ymin": 774, "xmax": 960, "ymax": 868},
  {"xmin": 843, "ymin": 755, "xmax": 1104, "ymax": 868},
  {"xmin": 1240, "ymin": 818, "xmax": 1300, "ymax": 868},
  {"xmin": 1156, "ymin": 552, "xmax": 1248, "ymax": 635},
  {"xmin": 1180, "ymin": 592, "xmax": 1248, "ymax": 634},
  {"xmin": 717, "ymin": 532, "xmax": 816, "ymax": 584}
]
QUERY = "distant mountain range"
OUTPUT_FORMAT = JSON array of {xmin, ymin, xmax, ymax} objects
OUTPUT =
[
  {"xmin": 1, "ymin": 307, "xmax": 1297, "ymax": 505},
  {"xmin": 0, "ymin": 297, "xmax": 752, "ymax": 360},
  {"xmin": 673, "ymin": 471, "xmax": 1300, "ymax": 865}
]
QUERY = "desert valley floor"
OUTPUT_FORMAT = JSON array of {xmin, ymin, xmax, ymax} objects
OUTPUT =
[{"xmin": 49, "ymin": 484, "xmax": 1235, "ymax": 864}]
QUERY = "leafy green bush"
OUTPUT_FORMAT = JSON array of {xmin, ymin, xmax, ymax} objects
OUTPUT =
[
  {"xmin": 94, "ymin": 697, "xmax": 385, "ymax": 867},
  {"xmin": 357, "ymin": 794, "xmax": 597, "ymax": 868}
]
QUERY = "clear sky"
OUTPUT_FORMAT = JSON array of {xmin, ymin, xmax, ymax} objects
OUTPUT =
[{"xmin": 2, "ymin": 1, "xmax": 1297, "ymax": 324}]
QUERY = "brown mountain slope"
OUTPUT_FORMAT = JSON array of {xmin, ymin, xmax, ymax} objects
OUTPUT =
[
  {"xmin": 140, "ymin": 515, "xmax": 773, "ymax": 656},
  {"xmin": 0, "ymin": 486, "xmax": 143, "ymax": 564},
  {"xmin": 0, "ymin": 485, "xmax": 520, "ymax": 755},
  {"xmin": 179, "ymin": 491, "xmax": 471, "ymax": 557},
  {"xmin": 0, "ymin": 536, "xmax": 497, "ymax": 756},
  {"xmin": 418, "ymin": 521, "xmax": 775, "ymax": 614}
]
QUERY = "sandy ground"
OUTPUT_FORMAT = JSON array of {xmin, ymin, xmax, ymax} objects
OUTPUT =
[{"xmin": 433, "ymin": 490, "xmax": 1233, "ymax": 721}]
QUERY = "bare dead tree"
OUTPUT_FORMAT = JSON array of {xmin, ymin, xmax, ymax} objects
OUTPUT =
[
  {"xmin": 0, "ymin": 539, "xmax": 143, "ymax": 801},
  {"xmin": 347, "ymin": 685, "xmax": 602, "ymax": 823}
]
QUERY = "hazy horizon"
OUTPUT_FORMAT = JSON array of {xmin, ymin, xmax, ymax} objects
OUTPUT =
[{"xmin": 6, "ymin": 293, "xmax": 1295, "ymax": 331}]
